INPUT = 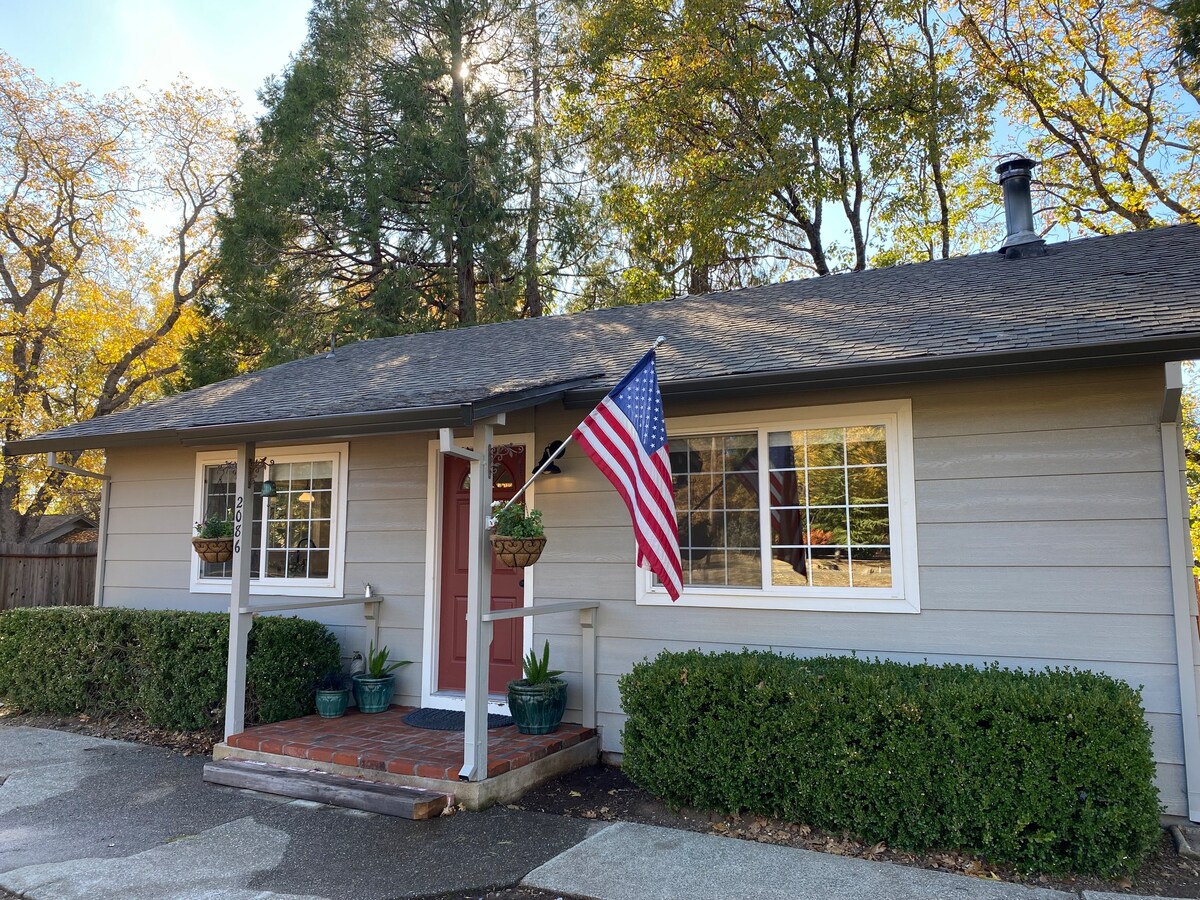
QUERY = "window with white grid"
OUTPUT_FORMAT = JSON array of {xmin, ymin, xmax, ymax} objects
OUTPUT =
[
  {"xmin": 641, "ymin": 401, "xmax": 919, "ymax": 613},
  {"xmin": 191, "ymin": 444, "xmax": 348, "ymax": 598}
]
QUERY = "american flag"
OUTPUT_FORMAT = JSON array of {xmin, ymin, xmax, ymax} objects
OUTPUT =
[{"xmin": 572, "ymin": 349, "xmax": 684, "ymax": 600}]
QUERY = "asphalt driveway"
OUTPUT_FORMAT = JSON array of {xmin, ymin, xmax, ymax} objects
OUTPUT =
[{"xmin": 0, "ymin": 726, "xmax": 592, "ymax": 899}]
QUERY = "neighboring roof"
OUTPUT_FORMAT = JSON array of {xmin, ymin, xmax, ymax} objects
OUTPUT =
[
  {"xmin": 9, "ymin": 224, "xmax": 1200, "ymax": 455},
  {"xmin": 30, "ymin": 515, "xmax": 98, "ymax": 544}
]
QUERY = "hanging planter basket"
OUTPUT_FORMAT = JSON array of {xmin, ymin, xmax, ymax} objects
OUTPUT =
[
  {"xmin": 192, "ymin": 537, "xmax": 234, "ymax": 563},
  {"xmin": 490, "ymin": 535, "xmax": 547, "ymax": 567}
]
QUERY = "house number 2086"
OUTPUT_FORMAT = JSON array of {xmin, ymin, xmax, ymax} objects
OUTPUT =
[{"xmin": 233, "ymin": 496, "xmax": 244, "ymax": 554}]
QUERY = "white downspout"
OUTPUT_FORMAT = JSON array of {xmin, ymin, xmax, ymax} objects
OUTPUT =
[
  {"xmin": 47, "ymin": 451, "xmax": 111, "ymax": 608},
  {"xmin": 1160, "ymin": 363, "xmax": 1200, "ymax": 821}
]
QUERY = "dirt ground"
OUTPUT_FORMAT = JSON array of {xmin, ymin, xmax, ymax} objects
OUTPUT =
[{"xmin": 5, "ymin": 708, "xmax": 1199, "ymax": 898}]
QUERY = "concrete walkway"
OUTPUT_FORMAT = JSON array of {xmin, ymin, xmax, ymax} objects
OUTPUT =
[
  {"xmin": 0, "ymin": 726, "xmax": 1191, "ymax": 900},
  {"xmin": 522, "ymin": 821, "xmax": 1178, "ymax": 900}
]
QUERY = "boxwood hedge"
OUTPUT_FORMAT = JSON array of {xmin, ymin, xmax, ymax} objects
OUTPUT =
[
  {"xmin": 619, "ymin": 650, "xmax": 1161, "ymax": 876},
  {"xmin": 0, "ymin": 607, "xmax": 340, "ymax": 730}
]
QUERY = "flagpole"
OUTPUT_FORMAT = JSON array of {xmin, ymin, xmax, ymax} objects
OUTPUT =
[{"xmin": 490, "ymin": 335, "xmax": 667, "ymax": 522}]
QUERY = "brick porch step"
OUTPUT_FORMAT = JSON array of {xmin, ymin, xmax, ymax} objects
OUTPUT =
[{"xmin": 203, "ymin": 758, "xmax": 450, "ymax": 820}]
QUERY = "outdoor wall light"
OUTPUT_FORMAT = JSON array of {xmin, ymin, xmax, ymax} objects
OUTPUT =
[{"xmin": 537, "ymin": 440, "xmax": 565, "ymax": 474}]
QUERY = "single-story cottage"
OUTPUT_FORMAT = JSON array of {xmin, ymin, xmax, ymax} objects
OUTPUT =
[{"xmin": 9, "ymin": 167, "xmax": 1200, "ymax": 816}]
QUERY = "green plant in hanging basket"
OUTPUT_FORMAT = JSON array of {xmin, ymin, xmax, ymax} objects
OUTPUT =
[
  {"xmin": 490, "ymin": 502, "xmax": 544, "ymax": 537},
  {"xmin": 490, "ymin": 501, "xmax": 547, "ymax": 567},
  {"xmin": 194, "ymin": 515, "xmax": 234, "ymax": 539}
]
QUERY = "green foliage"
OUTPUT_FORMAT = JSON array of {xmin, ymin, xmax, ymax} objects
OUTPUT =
[
  {"xmin": 491, "ymin": 502, "xmax": 544, "ymax": 538},
  {"xmin": 620, "ymin": 650, "xmax": 1161, "ymax": 876},
  {"xmin": 194, "ymin": 514, "xmax": 234, "ymax": 539},
  {"xmin": 187, "ymin": 0, "xmax": 539, "ymax": 383},
  {"xmin": 318, "ymin": 670, "xmax": 349, "ymax": 692},
  {"xmin": 247, "ymin": 618, "xmax": 342, "ymax": 722},
  {"xmin": 1183, "ymin": 382, "xmax": 1200, "ymax": 575},
  {"xmin": 1170, "ymin": 0, "xmax": 1200, "ymax": 62},
  {"xmin": 363, "ymin": 641, "xmax": 411, "ymax": 678},
  {"xmin": 0, "ymin": 608, "xmax": 340, "ymax": 731},
  {"xmin": 564, "ymin": 0, "xmax": 996, "ymax": 292},
  {"xmin": 521, "ymin": 640, "xmax": 563, "ymax": 684}
]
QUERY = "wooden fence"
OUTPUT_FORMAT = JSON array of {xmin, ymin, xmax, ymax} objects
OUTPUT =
[{"xmin": 0, "ymin": 542, "xmax": 97, "ymax": 610}]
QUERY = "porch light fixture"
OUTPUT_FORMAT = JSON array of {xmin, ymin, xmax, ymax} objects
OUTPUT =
[
  {"xmin": 261, "ymin": 464, "xmax": 278, "ymax": 498},
  {"xmin": 537, "ymin": 441, "xmax": 565, "ymax": 474}
]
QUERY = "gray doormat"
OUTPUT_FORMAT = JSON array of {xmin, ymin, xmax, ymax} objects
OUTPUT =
[{"xmin": 402, "ymin": 708, "xmax": 514, "ymax": 731}]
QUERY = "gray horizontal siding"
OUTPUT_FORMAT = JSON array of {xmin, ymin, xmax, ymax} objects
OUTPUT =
[{"xmin": 527, "ymin": 366, "xmax": 1188, "ymax": 816}]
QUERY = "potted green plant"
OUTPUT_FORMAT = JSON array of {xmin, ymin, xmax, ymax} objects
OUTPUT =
[
  {"xmin": 315, "ymin": 670, "xmax": 350, "ymax": 718},
  {"xmin": 351, "ymin": 642, "xmax": 411, "ymax": 713},
  {"xmin": 490, "ymin": 501, "xmax": 546, "ymax": 567},
  {"xmin": 507, "ymin": 640, "xmax": 567, "ymax": 735},
  {"xmin": 192, "ymin": 514, "xmax": 234, "ymax": 563}
]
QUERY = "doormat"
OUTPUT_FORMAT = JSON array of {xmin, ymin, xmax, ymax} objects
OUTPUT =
[{"xmin": 402, "ymin": 708, "xmax": 514, "ymax": 731}]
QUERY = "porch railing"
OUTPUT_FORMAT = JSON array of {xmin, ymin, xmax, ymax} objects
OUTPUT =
[{"xmin": 482, "ymin": 600, "xmax": 600, "ymax": 728}]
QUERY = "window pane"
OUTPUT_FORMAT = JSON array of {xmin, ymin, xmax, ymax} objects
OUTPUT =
[
  {"xmin": 846, "ymin": 425, "xmax": 887, "ymax": 465},
  {"xmin": 806, "ymin": 429, "xmax": 845, "ymax": 467},
  {"xmin": 848, "ymin": 466, "xmax": 888, "ymax": 505},
  {"xmin": 849, "ymin": 506, "xmax": 890, "ymax": 547},
  {"xmin": 670, "ymin": 431, "xmax": 760, "ymax": 588},
  {"xmin": 850, "ymin": 547, "xmax": 892, "ymax": 586},
  {"xmin": 259, "ymin": 457, "xmax": 336, "ymax": 581},
  {"xmin": 807, "ymin": 468, "xmax": 846, "ymax": 506},
  {"xmin": 768, "ymin": 424, "xmax": 892, "ymax": 590},
  {"xmin": 810, "ymin": 547, "xmax": 850, "ymax": 587}
]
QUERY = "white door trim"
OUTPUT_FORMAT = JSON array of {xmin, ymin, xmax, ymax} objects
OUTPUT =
[{"xmin": 421, "ymin": 432, "xmax": 535, "ymax": 712}]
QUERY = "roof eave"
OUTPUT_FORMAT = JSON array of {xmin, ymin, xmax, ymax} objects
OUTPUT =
[
  {"xmin": 4, "ymin": 374, "xmax": 604, "ymax": 457},
  {"xmin": 563, "ymin": 336, "xmax": 1200, "ymax": 406}
]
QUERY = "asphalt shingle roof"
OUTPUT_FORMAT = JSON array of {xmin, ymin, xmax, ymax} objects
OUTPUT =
[{"xmin": 11, "ymin": 224, "xmax": 1200, "ymax": 453}]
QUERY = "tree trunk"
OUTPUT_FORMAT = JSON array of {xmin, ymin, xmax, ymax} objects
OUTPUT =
[
  {"xmin": 449, "ymin": 0, "xmax": 476, "ymax": 324},
  {"xmin": 524, "ymin": 0, "xmax": 544, "ymax": 318}
]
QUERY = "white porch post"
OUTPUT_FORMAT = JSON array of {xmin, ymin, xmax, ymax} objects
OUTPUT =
[
  {"xmin": 460, "ymin": 418, "xmax": 496, "ymax": 781},
  {"xmin": 223, "ymin": 441, "xmax": 256, "ymax": 741}
]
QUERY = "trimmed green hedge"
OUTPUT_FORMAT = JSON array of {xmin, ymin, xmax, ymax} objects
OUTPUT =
[
  {"xmin": 0, "ymin": 607, "xmax": 340, "ymax": 730},
  {"xmin": 619, "ymin": 650, "xmax": 1161, "ymax": 876}
]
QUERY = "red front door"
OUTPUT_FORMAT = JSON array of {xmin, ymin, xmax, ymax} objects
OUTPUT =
[{"xmin": 437, "ymin": 446, "xmax": 526, "ymax": 695}]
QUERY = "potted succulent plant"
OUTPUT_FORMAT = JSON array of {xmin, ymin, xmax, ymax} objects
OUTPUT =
[
  {"xmin": 507, "ymin": 640, "xmax": 567, "ymax": 735},
  {"xmin": 315, "ymin": 670, "xmax": 350, "ymax": 718},
  {"xmin": 192, "ymin": 514, "xmax": 234, "ymax": 563},
  {"xmin": 490, "ymin": 501, "xmax": 546, "ymax": 567},
  {"xmin": 351, "ymin": 642, "xmax": 411, "ymax": 713}
]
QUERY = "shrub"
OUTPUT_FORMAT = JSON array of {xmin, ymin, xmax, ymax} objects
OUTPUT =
[
  {"xmin": 619, "ymin": 650, "xmax": 1161, "ymax": 876},
  {"xmin": 0, "ymin": 607, "xmax": 340, "ymax": 731}
]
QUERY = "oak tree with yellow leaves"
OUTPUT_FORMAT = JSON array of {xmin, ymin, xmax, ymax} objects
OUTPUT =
[
  {"xmin": 0, "ymin": 52, "xmax": 241, "ymax": 541},
  {"xmin": 957, "ymin": 0, "xmax": 1200, "ymax": 233}
]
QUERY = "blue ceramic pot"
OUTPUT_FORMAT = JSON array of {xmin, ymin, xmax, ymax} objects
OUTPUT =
[
  {"xmin": 507, "ymin": 678, "xmax": 567, "ymax": 734},
  {"xmin": 315, "ymin": 688, "xmax": 350, "ymax": 718},
  {"xmin": 352, "ymin": 674, "xmax": 395, "ymax": 713}
]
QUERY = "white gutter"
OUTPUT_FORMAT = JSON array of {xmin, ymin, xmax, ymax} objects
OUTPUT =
[
  {"xmin": 47, "ymin": 451, "xmax": 110, "ymax": 608},
  {"xmin": 1160, "ymin": 363, "xmax": 1200, "ymax": 821}
]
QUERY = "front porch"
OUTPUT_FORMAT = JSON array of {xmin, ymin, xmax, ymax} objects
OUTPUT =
[{"xmin": 212, "ymin": 704, "xmax": 600, "ymax": 810}]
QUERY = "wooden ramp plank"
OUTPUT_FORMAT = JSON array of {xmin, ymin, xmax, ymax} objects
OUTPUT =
[{"xmin": 203, "ymin": 759, "xmax": 449, "ymax": 820}]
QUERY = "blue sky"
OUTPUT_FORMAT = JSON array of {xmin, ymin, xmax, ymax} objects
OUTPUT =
[{"xmin": 1, "ymin": 0, "xmax": 311, "ymax": 113}]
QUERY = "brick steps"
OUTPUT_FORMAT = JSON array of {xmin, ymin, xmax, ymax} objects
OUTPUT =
[{"xmin": 203, "ymin": 758, "xmax": 450, "ymax": 819}]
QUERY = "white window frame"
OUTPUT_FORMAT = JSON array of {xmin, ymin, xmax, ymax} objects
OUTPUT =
[
  {"xmin": 637, "ymin": 399, "xmax": 920, "ymax": 613},
  {"xmin": 190, "ymin": 443, "xmax": 350, "ymax": 598}
]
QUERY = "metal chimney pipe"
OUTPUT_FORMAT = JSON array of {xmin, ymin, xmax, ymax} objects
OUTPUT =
[{"xmin": 996, "ymin": 157, "xmax": 1046, "ymax": 259}]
